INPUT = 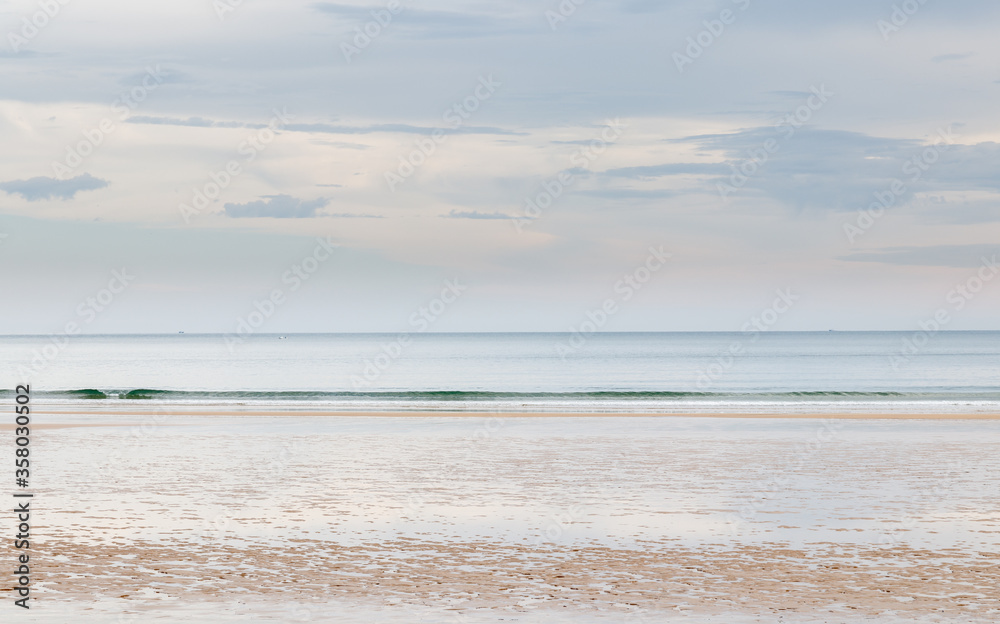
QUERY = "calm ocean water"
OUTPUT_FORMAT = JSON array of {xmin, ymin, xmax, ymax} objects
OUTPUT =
[{"xmin": 1, "ymin": 332, "xmax": 998, "ymax": 413}]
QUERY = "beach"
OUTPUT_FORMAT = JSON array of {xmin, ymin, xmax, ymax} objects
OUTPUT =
[
  {"xmin": 6, "ymin": 408, "xmax": 999, "ymax": 622},
  {"xmin": 6, "ymin": 0, "xmax": 999, "ymax": 618},
  {"xmin": 3, "ymin": 332, "xmax": 999, "ymax": 621}
]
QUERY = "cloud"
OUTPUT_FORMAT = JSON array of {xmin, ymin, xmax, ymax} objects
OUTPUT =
[
  {"xmin": 552, "ymin": 128, "xmax": 1000, "ymax": 211},
  {"xmin": 839, "ymin": 245, "xmax": 999, "ymax": 268},
  {"xmin": 441, "ymin": 210, "xmax": 513, "ymax": 220},
  {"xmin": 224, "ymin": 195, "xmax": 329, "ymax": 218},
  {"xmin": 913, "ymin": 199, "xmax": 1000, "ymax": 225},
  {"xmin": 311, "ymin": 3, "xmax": 530, "ymax": 39},
  {"xmin": 127, "ymin": 116, "xmax": 521, "ymax": 136},
  {"xmin": 574, "ymin": 189, "xmax": 678, "ymax": 199},
  {"xmin": 312, "ymin": 142, "xmax": 370, "ymax": 150},
  {"xmin": 128, "ymin": 116, "xmax": 261, "ymax": 129},
  {"xmin": 0, "ymin": 173, "xmax": 109, "ymax": 201},
  {"xmin": 602, "ymin": 163, "xmax": 730, "ymax": 179},
  {"xmin": 672, "ymin": 127, "xmax": 922, "ymax": 210},
  {"xmin": 323, "ymin": 213, "xmax": 384, "ymax": 218},
  {"xmin": 288, "ymin": 122, "xmax": 521, "ymax": 136},
  {"xmin": 639, "ymin": 128, "xmax": 1000, "ymax": 213}
]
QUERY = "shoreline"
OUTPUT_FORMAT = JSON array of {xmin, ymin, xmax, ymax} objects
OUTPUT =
[{"xmin": 21, "ymin": 408, "xmax": 1000, "ymax": 419}]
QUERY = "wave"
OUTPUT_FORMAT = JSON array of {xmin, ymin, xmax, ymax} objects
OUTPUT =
[{"xmin": 66, "ymin": 389, "xmax": 111, "ymax": 399}]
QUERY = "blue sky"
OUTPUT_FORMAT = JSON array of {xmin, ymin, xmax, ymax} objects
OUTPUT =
[{"xmin": 1, "ymin": 0, "xmax": 998, "ymax": 333}]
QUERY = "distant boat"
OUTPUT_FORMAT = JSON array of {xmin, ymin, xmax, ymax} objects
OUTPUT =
[{"xmin": 178, "ymin": 331, "xmax": 185, "ymax": 334}]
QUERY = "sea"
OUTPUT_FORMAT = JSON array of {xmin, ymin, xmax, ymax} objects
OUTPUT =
[
  {"xmin": 6, "ymin": 331, "xmax": 1000, "ymax": 623},
  {"xmin": 1, "ymin": 331, "xmax": 998, "ymax": 413}
]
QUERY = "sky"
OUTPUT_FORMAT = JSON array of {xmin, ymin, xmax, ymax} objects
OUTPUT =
[{"xmin": 1, "ymin": 0, "xmax": 999, "ymax": 334}]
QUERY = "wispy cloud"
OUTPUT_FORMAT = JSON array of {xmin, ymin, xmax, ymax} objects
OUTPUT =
[
  {"xmin": 840, "ymin": 245, "xmax": 999, "ymax": 268},
  {"xmin": 311, "ymin": 3, "xmax": 530, "ymax": 38},
  {"xmin": 224, "ymin": 195, "xmax": 329, "ymax": 218},
  {"xmin": 441, "ymin": 210, "xmax": 513, "ymax": 220},
  {"xmin": 127, "ymin": 116, "xmax": 521, "ymax": 136},
  {"xmin": 653, "ymin": 128, "xmax": 1000, "ymax": 212},
  {"xmin": 0, "ymin": 173, "xmax": 109, "ymax": 201},
  {"xmin": 602, "ymin": 163, "xmax": 730, "ymax": 179},
  {"xmin": 574, "ymin": 188, "xmax": 678, "ymax": 199}
]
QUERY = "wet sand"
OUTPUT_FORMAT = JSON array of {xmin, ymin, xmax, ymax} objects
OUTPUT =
[
  {"xmin": 5, "ymin": 413, "xmax": 999, "ymax": 622},
  {"xmin": 8, "ymin": 538, "xmax": 997, "ymax": 621}
]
